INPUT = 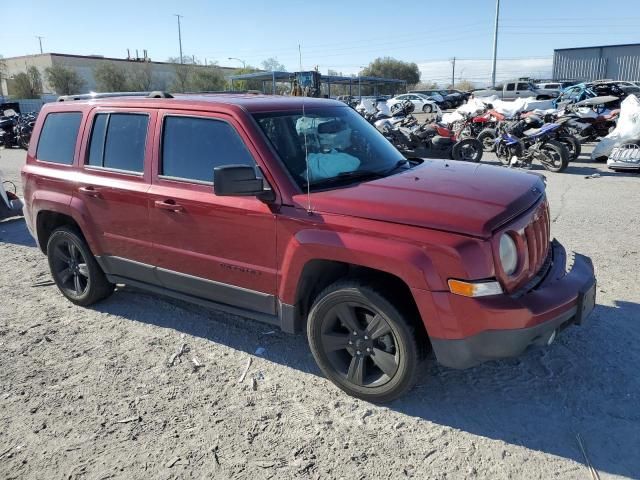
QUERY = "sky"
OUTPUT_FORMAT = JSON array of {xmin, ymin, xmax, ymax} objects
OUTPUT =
[{"xmin": 2, "ymin": 0, "xmax": 640, "ymax": 86}]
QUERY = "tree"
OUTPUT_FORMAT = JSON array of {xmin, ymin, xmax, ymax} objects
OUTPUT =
[
  {"xmin": 44, "ymin": 64, "xmax": 85, "ymax": 95},
  {"xmin": 452, "ymin": 79, "xmax": 475, "ymax": 92},
  {"xmin": 188, "ymin": 66, "xmax": 226, "ymax": 92},
  {"xmin": 261, "ymin": 57, "xmax": 285, "ymax": 72},
  {"xmin": 127, "ymin": 63, "xmax": 154, "ymax": 91},
  {"xmin": 413, "ymin": 81, "xmax": 439, "ymax": 90},
  {"xmin": 361, "ymin": 57, "xmax": 421, "ymax": 93},
  {"xmin": 170, "ymin": 64, "xmax": 193, "ymax": 92},
  {"xmin": 94, "ymin": 62, "xmax": 128, "ymax": 91},
  {"xmin": 11, "ymin": 66, "xmax": 43, "ymax": 98}
]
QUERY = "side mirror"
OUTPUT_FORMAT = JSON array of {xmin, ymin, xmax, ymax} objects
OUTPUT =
[{"xmin": 213, "ymin": 165, "xmax": 274, "ymax": 201}]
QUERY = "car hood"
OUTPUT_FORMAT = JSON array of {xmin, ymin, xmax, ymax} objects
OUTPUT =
[{"xmin": 293, "ymin": 160, "xmax": 545, "ymax": 238}]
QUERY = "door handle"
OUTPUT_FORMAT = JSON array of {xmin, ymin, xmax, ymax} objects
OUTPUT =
[
  {"xmin": 78, "ymin": 186, "xmax": 101, "ymax": 198},
  {"xmin": 154, "ymin": 199, "xmax": 183, "ymax": 212}
]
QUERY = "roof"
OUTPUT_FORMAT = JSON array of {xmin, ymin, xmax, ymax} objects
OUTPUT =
[
  {"xmin": 3, "ymin": 52, "xmax": 238, "ymax": 71},
  {"xmin": 47, "ymin": 93, "xmax": 347, "ymax": 113},
  {"xmin": 554, "ymin": 43, "xmax": 640, "ymax": 52}
]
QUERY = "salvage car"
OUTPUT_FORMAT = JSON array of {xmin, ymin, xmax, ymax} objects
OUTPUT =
[
  {"xmin": 473, "ymin": 80, "xmax": 558, "ymax": 101},
  {"xmin": 388, "ymin": 93, "xmax": 439, "ymax": 113},
  {"xmin": 21, "ymin": 92, "xmax": 596, "ymax": 402}
]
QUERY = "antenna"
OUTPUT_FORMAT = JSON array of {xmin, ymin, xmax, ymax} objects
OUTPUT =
[{"xmin": 299, "ymin": 43, "xmax": 312, "ymax": 214}]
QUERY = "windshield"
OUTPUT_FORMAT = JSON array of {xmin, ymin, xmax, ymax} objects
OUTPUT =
[{"xmin": 253, "ymin": 106, "xmax": 408, "ymax": 190}]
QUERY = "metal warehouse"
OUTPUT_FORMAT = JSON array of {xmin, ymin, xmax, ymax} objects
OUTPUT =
[{"xmin": 553, "ymin": 43, "xmax": 640, "ymax": 82}]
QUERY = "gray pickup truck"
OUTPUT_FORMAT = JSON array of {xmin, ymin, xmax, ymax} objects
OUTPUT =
[{"xmin": 473, "ymin": 80, "xmax": 558, "ymax": 101}]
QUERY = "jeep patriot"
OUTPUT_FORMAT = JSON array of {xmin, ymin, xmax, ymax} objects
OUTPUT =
[{"xmin": 21, "ymin": 93, "xmax": 596, "ymax": 401}]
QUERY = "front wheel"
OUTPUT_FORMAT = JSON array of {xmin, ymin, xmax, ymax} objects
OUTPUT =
[
  {"xmin": 538, "ymin": 140, "xmax": 569, "ymax": 172},
  {"xmin": 477, "ymin": 128, "xmax": 497, "ymax": 152},
  {"xmin": 47, "ymin": 227, "xmax": 114, "ymax": 306},
  {"xmin": 307, "ymin": 280, "xmax": 422, "ymax": 402},
  {"xmin": 422, "ymin": 104, "xmax": 433, "ymax": 113},
  {"xmin": 452, "ymin": 138, "xmax": 483, "ymax": 162}
]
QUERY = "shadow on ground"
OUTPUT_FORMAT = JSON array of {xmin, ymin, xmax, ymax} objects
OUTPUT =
[{"xmin": 2, "ymin": 218, "xmax": 638, "ymax": 478}]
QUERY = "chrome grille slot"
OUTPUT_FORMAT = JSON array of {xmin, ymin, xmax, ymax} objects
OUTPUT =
[{"xmin": 524, "ymin": 201, "xmax": 550, "ymax": 275}]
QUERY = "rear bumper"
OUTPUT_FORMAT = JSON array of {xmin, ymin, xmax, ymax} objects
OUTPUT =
[{"xmin": 423, "ymin": 240, "xmax": 596, "ymax": 369}]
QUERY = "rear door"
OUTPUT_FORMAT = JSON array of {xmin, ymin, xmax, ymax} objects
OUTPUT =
[
  {"xmin": 516, "ymin": 82, "xmax": 534, "ymax": 98},
  {"xmin": 75, "ymin": 107, "xmax": 155, "ymax": 278},
  {"xmin": 147, "ymin": 110, "xmax": 278, "ymax": 314}
]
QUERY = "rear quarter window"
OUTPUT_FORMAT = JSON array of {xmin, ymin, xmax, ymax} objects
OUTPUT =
[{"xmin": 36, "ymin": 112, "xmax": 83, "ymax": 165}]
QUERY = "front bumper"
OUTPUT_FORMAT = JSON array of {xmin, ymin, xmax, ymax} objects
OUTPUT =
[
  {"xmin": 427, "ymin": 240, "xmax": 596, "ymax": 369},
  {"xmin": 608, "ymin": 161, "xmax": 640, "ymax": 171}
]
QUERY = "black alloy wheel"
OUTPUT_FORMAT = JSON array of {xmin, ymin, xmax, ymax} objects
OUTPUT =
[
  {"xmin": 47, "ymin": 227, "xmax": 114, "ymax": 305},
  {"xmin": 51, "ymin": 238, "xmax": 89, "ymax": 297},
  {"xmin": 307, "ymin": 280, "xmax": 422, "ymax": 402}
]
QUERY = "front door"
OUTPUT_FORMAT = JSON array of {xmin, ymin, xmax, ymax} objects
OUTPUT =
[{"xmin": 147, "ymin": 111, "xmax": 278, "ymax": 314}]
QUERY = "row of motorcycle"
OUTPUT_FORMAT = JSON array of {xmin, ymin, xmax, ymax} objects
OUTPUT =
[
  {"xmin": 355, "ymin": 98, "xmax": 619, "ymax": 173},
  {"xmin": 0, "ymin": 110, "xmax": 37, "ymax": 150},
  {"xmin": 357, "ymin": 100, "xmax": 486, "ymax": 164}
]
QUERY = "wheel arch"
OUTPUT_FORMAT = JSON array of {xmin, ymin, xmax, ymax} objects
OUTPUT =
[
  {"xmin": 36, "ymin": 210, "xmax": 82, "ymax": 254},
  {"xmin": 292, "ymin": 259, "xmax": 430, "ymax": 347}
]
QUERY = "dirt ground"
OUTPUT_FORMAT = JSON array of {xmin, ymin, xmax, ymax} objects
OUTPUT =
[{"xmin": 1, "ymin": 145, "xmax": 639, "ymax": 480}]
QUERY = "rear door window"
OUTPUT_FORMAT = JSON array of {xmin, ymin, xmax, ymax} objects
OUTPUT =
[
  {"xmin": 87, "ymin": 113, "xmax": 148, "ymax": 173},
  {"xmin": 161, "ymin": 116, "xmax": 255, "ymax": 183},
  {"xmin": 36, "ymin": 112, "xmax": 82, "ymax": 165}
]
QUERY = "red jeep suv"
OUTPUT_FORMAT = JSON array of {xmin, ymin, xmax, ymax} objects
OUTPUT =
[{"xmin": 21, "ymin": 93, "xmax": 596, "ymax": 402}]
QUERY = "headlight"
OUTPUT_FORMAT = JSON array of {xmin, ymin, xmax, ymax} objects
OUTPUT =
[{"xmin": 499, "ymin": 233, "xmax": 518, "ymax": 276}]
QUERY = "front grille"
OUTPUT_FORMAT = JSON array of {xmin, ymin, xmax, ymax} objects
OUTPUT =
[{"xmin": 524, "ymin": 200, "xmax": 550, "ymax": 275}]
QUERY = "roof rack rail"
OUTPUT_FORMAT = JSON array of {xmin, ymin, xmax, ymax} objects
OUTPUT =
[{"xmin": 57, "ymin": 91, "xmax": 173, "ymax": 101}]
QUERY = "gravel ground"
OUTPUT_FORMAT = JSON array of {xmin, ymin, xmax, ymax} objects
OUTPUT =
[{"xmin": 1, "ymin": 144, "xmax": 639, "ymax": 480}]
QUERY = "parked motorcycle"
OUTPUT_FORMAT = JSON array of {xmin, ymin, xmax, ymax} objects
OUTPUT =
[
  {"xmin": 561, "ymin": 96, "xmax": 620, "ymax": 143},
  {"xmin": 493, "ymin": 117, "xmax": 569, "ymax": 172},
  {"xmin": 0, "ymin": 170, "xmax": 24, "ymax": 221},
  {"xmin": 375, "ymin": 101, "xmax": 483, "ymax": 162},
  {"xmin": 0, "ymin": 110, "xmax": 36, "ymax": 149},
  {"xmin": 519, "ymin": 112, "xmax": 581, "ymax": 160}
]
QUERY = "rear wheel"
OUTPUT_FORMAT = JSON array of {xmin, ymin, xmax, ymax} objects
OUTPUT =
[
  {"xmin": 452, "ymin": 138, "xmax": 483, "ymax": 162},
  {"xmin": 557, "ymin": 134, "xmax": 581, "ymax": 160},
  {"xmin": 538, "ymin": 140, "xmax": 569, "ymax": 172},
  {"xmin": 307, "ymin": 280, "xmax": 422, "ymax": 403},
  {"xmin": 477, "ymin": 128, "xmax": 497, "ymax": 152},
  {"xmin": 422, "ymin": 104, "xmax": 433, "ymax": 113},
  {"xmin": 47, "ymin": 227, "xmax": 114, "ymax": 306}
]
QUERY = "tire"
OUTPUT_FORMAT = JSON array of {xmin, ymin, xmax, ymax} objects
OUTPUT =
[
  {"xmin": 307, "ymin": 279, "xmax": 422, "ymax": 403},
  {"xmin": 47, "ymin": 226, "xmax": 114, "ymax": 306},
  {"xmin": 452, "ymin": 138, "xmax": 483, "ymax": 162},
  {"xmin": 538, "ymin": 140, "xmax": 569, "ymax": 172},
  {"xmin": 557, "ymin": 134, "xmax": 581, "ymax": 160},
  {"xmin": 422, "ymin": 104, "xmax": 433, "ymax": 113},
  {"xmin": 477, "ymin": 128, "xmax": 497, "ymax": 152}
]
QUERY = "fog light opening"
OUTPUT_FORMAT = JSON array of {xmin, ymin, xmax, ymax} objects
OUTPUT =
[{"xmin": 547, "ymin": 330, "xmax": 557, "ymax": 346}]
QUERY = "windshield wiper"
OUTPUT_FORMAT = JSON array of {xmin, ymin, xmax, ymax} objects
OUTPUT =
[{"xmin": 306, "ymin": 170, "xmax": 384, "ymax": 188}]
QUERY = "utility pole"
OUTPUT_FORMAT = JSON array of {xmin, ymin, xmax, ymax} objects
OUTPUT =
[
  {"xmin": 174, "ymin": 14, "xmax": 184, "ymax": 64},
  {"xmin": 491, "ymin": 0, "xmax": 500, "ymax": 87},
  {"xmin": 451, "ymin": 57, "xmax": 456, "ymax": 88},
  {"xmin": 36, "ymin": 36, "xmax": 44, "ymax": 54}
]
